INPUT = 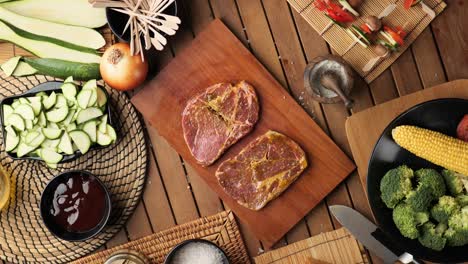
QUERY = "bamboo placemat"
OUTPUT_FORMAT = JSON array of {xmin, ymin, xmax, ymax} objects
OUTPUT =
[
  {"xmin": 288, "ymin": 0, "xmax": 446, "ymax": 83},
  {"xmin": 72, "ymin": 211, "xmax": 251, "ymax": 264},
  {"xmin": 254, "ymin": 228, "xmax": 369, "ymax": 264}
]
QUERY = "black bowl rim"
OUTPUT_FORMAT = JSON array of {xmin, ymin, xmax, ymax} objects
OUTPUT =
[
  {"xmin": 40, "ymin": 170, "xmax": 112, "ymax": 242},
  {"xmin": 106, "ymin": 1, "xmax": 178, "ymax": 43},
  {"xmin": 0, "ymin": 81, "xmax": 114, "ymax": 163},
  {"xmin": 163, "ymin": 238, "xmax": 230, "ymax": 264},
  {"xmin": 366, "ymin": 97, "xmax": 468, "ymax": 261}
]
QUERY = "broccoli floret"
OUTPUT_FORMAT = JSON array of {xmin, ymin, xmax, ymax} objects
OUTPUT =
[
  {"xmin": 442, "ymin": 170, "xmax": 465, "ymax": 196},
  {"xmin": 435, "ymin": 222, "xmax": 448, "ymax": 235},
  {"xmin": 416, "ymin": 168, "xmax": 446, "ymax": 199},
  {"xmin": 444, "ymin": 228, "xmax": 468, "ymax": 246},
  {"xmin": 406, "ymin": 184, "xmax": 434, "ymax": 212},
  {"xmin": 392, "ymin": 202, "xmax": 428, "ymax": 239},
  {"xmin": 456, "ymin": 195, "xmax": 468, "ymax": 207},
  {"xmin": 418, "ymin": 222, "xmax": 447, "ymax": 251},
  {"xmin": 381, "ymin": 165, "xmax": 414, "ymax": 208},
  {"xmin": 431, "ymin": 196, "xmax": 460, "ymax": 223},
  {"xmin": 448, "ymin": 210, "xmax": 468, "ymax": 232}
]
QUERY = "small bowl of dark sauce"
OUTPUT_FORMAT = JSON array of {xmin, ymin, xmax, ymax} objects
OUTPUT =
[{"xmin": 40, "ymin": 170, "xmax": 111, "ymax": 241}]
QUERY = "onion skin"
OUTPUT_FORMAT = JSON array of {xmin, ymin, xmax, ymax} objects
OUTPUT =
[{"xmin": 100, "ymin": 43, "xmax": 149, "ymax": 91}]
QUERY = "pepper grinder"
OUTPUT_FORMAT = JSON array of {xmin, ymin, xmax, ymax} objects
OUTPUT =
[{"xmin": 304, "ymin": 55, "xmax": 355, "ymax": 109}]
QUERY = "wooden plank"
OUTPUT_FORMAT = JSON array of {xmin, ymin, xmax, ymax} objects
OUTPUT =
[
  {"xmin": 106, "ymin": 229, "xmax": 128, "ymax": 248},
  {"xmin": 390, "ymin": 50, "xmax": 423, "ymax": 96},
  {"xmin": 431, "ymin": 1, "xmax": 468, "ymax": 81},
  {"xmin": 411, "ymin": 28, "xmax": 447, "ymax": 88},
  {"xmin": 209, "ymin": 0, "xmax": 249, "ymax": 47},
  {"xmin": 131, "ymin": 19, "xmax": 355, "ymax": 249},
  {"xmin": 236, "ymin": 0, "xmax": 288, "ymax": 88}
]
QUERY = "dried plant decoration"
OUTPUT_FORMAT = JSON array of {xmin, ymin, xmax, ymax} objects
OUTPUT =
[{"xmin": 89, "ymin": 0, "xmax": 181, "ymax": 61}]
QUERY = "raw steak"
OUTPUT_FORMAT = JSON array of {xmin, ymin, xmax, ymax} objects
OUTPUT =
[
  {"xmin": 182, "ymin": 81, "xmax": 259, "ymax": 166},
  {"xmin": 216, "ymin": 130, "xmax": 308, "ymax": 210}
]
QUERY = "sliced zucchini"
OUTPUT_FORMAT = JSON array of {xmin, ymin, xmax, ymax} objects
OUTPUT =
[
  {"xmin": 106, "ymin": 125, "xmax": 117, "ymax": 142},
  {"xmin": 97, "ymin": 130, "xmax": 112, "ymax": 146},
  {"xmin": 88, "ymin": 88, "xmax": 97, "ymax": 107},
  {"xmin": 43, "ymin": 127, "xmax": 62, "ymax": 139},
  {"xmin": 77, "ymin": 90, "xmax": 92, "ymax": 109},
  {"xmin": 42, "ymin": 138, "xmax": 60, "ymax": 148},
  {"xmin": 25, "ymin": 131, "xmax": 40, "ymax": 144},
  {"xmin": 61, "ymin": 82, "xmax": 77, "ymax": 101},
  {"xmin": 25, "ymin": 119, "xmax": 33, "ymax": 129},
  {"xmin": 3, "ymin": 104, "xmax": 13, "ymax": 124},
  {"xmin": 11, "ymin": 100, "xmax": 19, "ymax": 109},
  {"xmin": 338, "ymin": 0, "xmax": 360, "ymax": 16},
  {"xmin": 1, "ymin": 0, "xmax": 107, "ymax": 28},
  {"xmin": 83, "ymin": 121, "xmax": 97, "ymax": 142},
  {"xmin": 96, "ymin": 87, "xmax": 107, "ymax": 107},
  {"xmin": 38, "ymin": 111, "xmax": 47, "ymax": 127},
  {"xmin": 69, "ymin": 130, "xmax": 91, "ymax": 153},
  {"xmin": 61, "ymin": 109, "xmax": 76, "ymax": 126},
  {"xmin": 7, "ymin": 113, "xmax": 25, "ymax": 131},
  {"xmin": 76, "ymin": 107, "xmax": 103, "ymax": 124},
  {"xmin": 43, "ymin": 91, "xmax": 57, "ymax": 110},
  {"xmin": 14, "ymin": 104, "xmax": 34, "ymax": 120},
  {"xmin": 5, "ymin": 125, "xmax": 19, "ymax": 152},
  {"xmin": 46, "ymin": 106, "xmax": 69, "ymax": 123},
  {"xmin": 66, "ymin": 123, "xmax": 77, "ymax": 132},
  {"xmin": 0, "ymin": 6, "xmax": 105, "ymax": 50},
  {"xmin": 17, "ymin": 142, "xmax": 37, "ymax": 157},
  {"xmin": 1, "ymin": 56, "xmax": 21, "ymax": 76},
  {"xmin": 11, "ymin": 61, "xmax": 38, "ymax": 77},
  {"xmin": 98, "ymin": 114, "xmax": 107, "ymax": 133},
  {"xmin": 0, "ymin": 20, "xmax": 101, "ymax": 64},
  {"xmin": 40, "ymin": 148, "xmax": 63, "ymax": 164},
  {"xmin": 58, "ymin": 132, "xmax": 73, "ymax": 155},
  {"xmin": 46, "ymin": 162, "xmax": 58, "ymax": 169},
  {"xmin": 54, "ymin": 94, "xmax": 67, "ymax": 108},
  {"xmin": 27, "ymin": 96, "xmax": 42, "ymax": 116},
  {"xmin": 36, "ymin": 91, "xmax": 47, "ymax": 98},
  {"xmin": 82, "ymin": 79, "xmax": 97, "ymax": 90},
  {"xmin": 64, "ymin": 76, "xmax": 73, "ymax": 83},
  {"xmin": 26, "ymin": 131, "xmax": 45, "ymax": 147}
]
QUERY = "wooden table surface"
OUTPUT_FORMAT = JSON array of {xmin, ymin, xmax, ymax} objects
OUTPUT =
[{"xmin": 2, "ymin": 0, "xmax": 467, "ymax": 263}]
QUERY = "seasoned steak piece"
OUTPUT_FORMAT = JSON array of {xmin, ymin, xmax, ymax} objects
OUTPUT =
[
  {"xmin": 182, "ymin": 81, "xmax": 259, "ymax": 166},
  {"xmin": 216, "ymin": 131, "xmax": 308, "ymax": 210}
]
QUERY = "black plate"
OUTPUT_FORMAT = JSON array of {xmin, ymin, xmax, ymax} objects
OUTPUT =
[
  {"xmin": 367, "ymin": 98, "xmax": 468, "ymax": 263},
  {"xmin": 0, "ymin": 81, "xmax": 113, "ymax": 163}
]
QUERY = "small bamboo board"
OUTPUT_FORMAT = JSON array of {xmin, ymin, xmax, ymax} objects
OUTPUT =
[
  {"xmin": 345, "ymin": 79, "xmax": 468, "ymax": 191},
  {"xmin": 288, "ymin": 0, "xmax": 446, "ymax": 83},
  {"xmin": 254, "ymin": 228, "xmax": 369, "ymax": 264},
  {"xmin": 72, "ymin": 211, "xmax": 250, "ymax": 264}
]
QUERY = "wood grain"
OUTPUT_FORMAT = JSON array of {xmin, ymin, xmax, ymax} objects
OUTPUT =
[
  {"xmin": 131, "ymin": 19, "xmax": 355, "ymax": 248},
  {"xmin": 346, "ymin": 79, "xmax": 468, "ymax": 190}
]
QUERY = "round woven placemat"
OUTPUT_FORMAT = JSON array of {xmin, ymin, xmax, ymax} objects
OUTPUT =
[{"xmin": 0, "ymin": 74, "xmax": 148, "ymax": 263}]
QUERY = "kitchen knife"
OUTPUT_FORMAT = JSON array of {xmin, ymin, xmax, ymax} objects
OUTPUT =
[{"xmin": 329, "ymin": 205, "xmax": 422, "ymax": 264}]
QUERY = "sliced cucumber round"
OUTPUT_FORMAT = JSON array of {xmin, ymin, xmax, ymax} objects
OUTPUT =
[
  {"xmin": 69, "ymin": 130, "xmax": 91, "ymax": 154},
  {"xmin": 14, "ymin": 104, "xmax": 35, "ymax": 120},
  {"xmin": 58, "ymin": 132, "xmax": 73, "ymax": 155},
  {"xmin": 61, "ymin": 82, "xmax": 77, "ymax": 101},
  {"xmin": 43, "ymin": 91, "xmax": 57, "ymax": 110},
  {"xmin": 97, "ymin": 130, "xmax": 112, "ymax": 146},
  {"xmin": 76, "ymin": 107, "xmax": 103, "ymax": 124},
  {"xmin": 5, "ymin": 126, "xmax": 19, "ymax": 152},
  {"xmin": 43, "ymin": 127, "xmax": 62, "ymax": 139},
  {"xmin": 77, "ymin": 90, "xmax": 92, "ymax": 109},
  {"xmin": 46, "ymin": 106, "xmax": 69, "ymax": 123},
  {"xmin": 41, "ymin": 148, "xmax": 63, "ymax": 164},
  {"xmin": 83, "ymin": 120, "xmax": 97, "ymax": 142},
  {"xmin": 8, "ymin": 113, "xmax": 25, "ymax": 131}
]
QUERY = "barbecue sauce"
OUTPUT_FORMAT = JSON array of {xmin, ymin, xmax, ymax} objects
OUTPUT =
[{"xmin": 48, "ymin": 173, "xmax": 106, "ymax": 232}]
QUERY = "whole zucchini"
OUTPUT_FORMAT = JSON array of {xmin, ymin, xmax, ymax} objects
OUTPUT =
[{"xmin": 23, "ymin": 57, "xmax": 101, "ymax": 80}]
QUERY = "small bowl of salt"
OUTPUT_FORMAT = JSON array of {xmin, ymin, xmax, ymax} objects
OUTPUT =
[{"xmin": 164, "ymin": 239, "xmax": 229, "ymax": 264}]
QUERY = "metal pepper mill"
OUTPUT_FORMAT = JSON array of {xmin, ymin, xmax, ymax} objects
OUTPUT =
[{"xmin": 304, "ymin": 55, "xmax": 355, "ymax": 109}]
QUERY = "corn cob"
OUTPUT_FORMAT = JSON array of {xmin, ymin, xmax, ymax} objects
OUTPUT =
[{"xmin": 392, "ymin": 125, "xmax": 468, "ymax": 175}]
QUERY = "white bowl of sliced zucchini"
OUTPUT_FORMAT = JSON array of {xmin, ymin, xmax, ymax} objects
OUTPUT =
[{"xmin": 0, "ymin": 77, "xmax": 117, "ymax": 168}]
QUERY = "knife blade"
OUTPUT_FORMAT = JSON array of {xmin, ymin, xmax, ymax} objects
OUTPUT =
[{"xmin": 329, "ymin": 205, "xmax": 418, "ymax": 264}]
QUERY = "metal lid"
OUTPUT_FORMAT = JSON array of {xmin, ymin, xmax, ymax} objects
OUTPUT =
[{"xmin": 104, "ymin": 249, "xmax": 150, "ymax": 264}]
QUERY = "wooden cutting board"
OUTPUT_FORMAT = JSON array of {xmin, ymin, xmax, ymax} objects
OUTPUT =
[
  {"xmin": 131, "ymin": 19, "xmax": 355, "ymax": 248},
  {"xmin": 254, "ymin": 228, "xmax": 369, "ymax": 264},
  {"xmin": 346, "ymin": 79, "xmax": 468, "ymax": 191}
]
